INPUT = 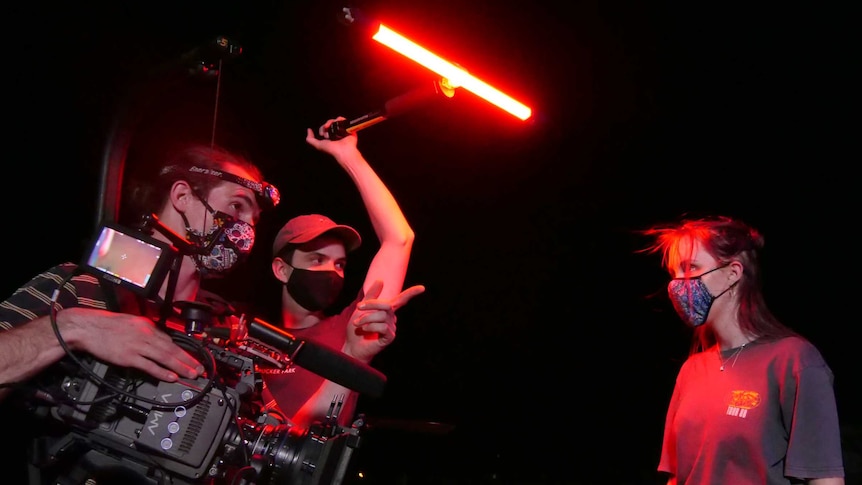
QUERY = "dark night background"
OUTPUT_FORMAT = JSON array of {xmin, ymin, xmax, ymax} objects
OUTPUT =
[{"xmin": 3, "ymin": 1, "xmax": 858, "ymax": 484}]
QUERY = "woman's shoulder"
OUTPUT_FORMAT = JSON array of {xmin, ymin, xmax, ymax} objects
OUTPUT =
[
  {"xmin": 764, "ymin": 334, "xmax": 816, "ymax": 351},
  {"xmin": 759, "ymin": 335, "xmax": 829, "ymax": 367}
]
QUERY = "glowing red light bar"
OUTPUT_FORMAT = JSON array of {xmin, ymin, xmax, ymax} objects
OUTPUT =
[{"xmin": 372, "ymin": 24, "xmax": 532, "ymax": 121}]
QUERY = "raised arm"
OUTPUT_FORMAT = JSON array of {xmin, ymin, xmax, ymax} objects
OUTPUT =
[
  {"xmin": 291, "ymin": 119, "xmax": 419, "ymax": 428},
  {"xmin": 305, "ymin": 118, "xmax": 415, "ymax": 301}
]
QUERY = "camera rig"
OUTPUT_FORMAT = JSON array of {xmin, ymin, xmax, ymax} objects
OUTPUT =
[
  {"xmin": 22, "ymin": 216, "xmax": 386, "ymax": 484},
  {"xmin": 5, "ymin": 30, "xmax": 391, "ymax": 483}
]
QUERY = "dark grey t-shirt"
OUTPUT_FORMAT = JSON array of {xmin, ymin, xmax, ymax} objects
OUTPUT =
[{"xmin": 658, "ymin": 336, "xmax": 845, "ymax": 484}]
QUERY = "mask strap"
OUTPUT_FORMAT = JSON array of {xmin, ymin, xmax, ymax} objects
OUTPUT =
[
  {"xmin": 179, "ymin": 210, "xmax": 195, "ymax": 234},
  {"xmin": 189, "ymin": 188, "xmax": 222, "ymax": 219},
  {"xmin": 709, "ymin": 261, "xmax": 736, "ymax": 298},
  {"xmin": 180, "ymin": 194, "xmax": 224, "ymax": 255},
  {"xmin": 701, "ymin": 262, "xmax": 731, "ymax": 278},
  {"xmin": 713, "ymin": 279, "xmax": 738, "ymax": 300}
]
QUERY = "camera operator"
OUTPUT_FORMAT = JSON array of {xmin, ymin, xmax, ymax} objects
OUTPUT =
[{"xmin": 0, "ymin": 142, "xmax": 280, "ymax": 481}]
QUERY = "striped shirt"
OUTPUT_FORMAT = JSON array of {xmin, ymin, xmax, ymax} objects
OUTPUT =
[{"xmin": 0, "ymin": 263, "xmax": 110, "ymax": 331}]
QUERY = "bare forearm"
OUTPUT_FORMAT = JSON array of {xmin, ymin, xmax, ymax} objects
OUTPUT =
[
  {"xmin": 291, "ymin": 379, "xmax": 360, "ymax": 429},
  {"xmin": 1, "ymin": 308, "xmax": 202, "ymax": 400},
  {"xmin": 0, "ymin": 316, "xmax": 73, "ymax": 390},
  {"xmin": 335, "ymin": 151, "xmax": 414, "ymax": 249}
]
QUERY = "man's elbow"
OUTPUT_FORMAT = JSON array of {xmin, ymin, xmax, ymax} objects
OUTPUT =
[
  {"xmin": 388, "ymin": 226, "xmax": 415, "ymax": 250},
  {"xmin": 402, "ymin": 227, "xmax": 415, "ymax": 248}
]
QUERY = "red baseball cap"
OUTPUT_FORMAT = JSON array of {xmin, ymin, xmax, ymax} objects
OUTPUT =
[{"xmin": 271, "ymin": 214, "xmax": 362, "ymax": 257}]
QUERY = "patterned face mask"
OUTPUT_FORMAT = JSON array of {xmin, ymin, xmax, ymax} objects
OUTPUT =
[
  {"xmin": 667, "ymin": 264, "xmax": 732, "ymax": 327},
  {"xmin": 183, "ymin": 200, "xmax": 256, "ymax": 279}
]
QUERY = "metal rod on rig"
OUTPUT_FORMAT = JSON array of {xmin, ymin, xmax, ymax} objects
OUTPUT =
[
  {"xmin": 327, "ymin": 78, "xmax": 455, "ymax": 140},
  {"xmin": 95, "ymin": 35, "xmax": 242, "ymax": 229}
]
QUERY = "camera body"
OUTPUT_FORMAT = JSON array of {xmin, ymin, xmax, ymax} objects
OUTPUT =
[{"xmin": 28, "ymin": 332, "xmax": 362, "ymax": 485}]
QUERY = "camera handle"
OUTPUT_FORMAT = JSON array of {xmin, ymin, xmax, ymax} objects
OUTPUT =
[{"xmin": 174, "ymin": 300, "xmax": 216, "ymax": 335}]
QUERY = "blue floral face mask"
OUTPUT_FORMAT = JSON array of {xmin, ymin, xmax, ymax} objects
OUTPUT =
[{"xmin": 667, "ymin": 264, "xmax": 733, "ymax": 327}]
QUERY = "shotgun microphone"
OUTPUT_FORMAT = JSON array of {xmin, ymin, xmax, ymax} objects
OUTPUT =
[{"xmin": 247, "ymin": 318, "xmax": 387, "ymax": 398}]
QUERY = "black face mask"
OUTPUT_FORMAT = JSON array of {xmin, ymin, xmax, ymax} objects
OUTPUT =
[{"xmin": 285, "ymin": 266, "xmax": 344, "ymax": 312}]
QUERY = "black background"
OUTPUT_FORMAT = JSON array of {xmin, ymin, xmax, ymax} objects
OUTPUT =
[{"xmin": 4, "ymin": 1, "xmax": 858, "ymax": 483}]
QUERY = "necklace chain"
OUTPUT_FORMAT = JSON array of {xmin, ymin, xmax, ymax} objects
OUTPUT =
[{"xmin": 719, "ymin": 343, "xmax": 748, "ymax": 371}]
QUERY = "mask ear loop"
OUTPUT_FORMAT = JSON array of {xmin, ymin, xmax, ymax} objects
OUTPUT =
[
  {"xmin": 183, "ymin": 189, "xmax": 226, "ymax": 255},
  {"xmin": 712, "ymin": 280, "xmax": 738, "ymax": 301},
  {"xmin": 712, "ymin": 261, "xmax": 738, "ymax": 300}
]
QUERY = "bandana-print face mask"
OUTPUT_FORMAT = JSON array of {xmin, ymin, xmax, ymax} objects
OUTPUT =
[
  {"xmin": 667, "ymin": 264, "xmax": 733, "ymax": 327},
  {"xmin": 184, "ymin": 201, "xmax": 255, "ymax": 279}
]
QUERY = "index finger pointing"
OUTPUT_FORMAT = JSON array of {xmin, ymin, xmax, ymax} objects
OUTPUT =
[{"xmin": 391, "ymin": 285, "xmax": 426, "ymax": 311}]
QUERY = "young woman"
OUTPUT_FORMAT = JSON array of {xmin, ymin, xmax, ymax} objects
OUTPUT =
[{"xmin": 643, "ymin": 215, "xmax": 844, "ymax": 484}]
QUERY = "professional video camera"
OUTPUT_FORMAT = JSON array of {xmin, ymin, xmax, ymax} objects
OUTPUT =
[{"xmin": 21, "ymin": 217, "xmax": 386, "ymax": 485}]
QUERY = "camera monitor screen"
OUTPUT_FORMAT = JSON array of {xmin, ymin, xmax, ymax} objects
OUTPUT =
[{"xmin": 82, "ymin": 224, "xmax": 176, "ymax": 296}]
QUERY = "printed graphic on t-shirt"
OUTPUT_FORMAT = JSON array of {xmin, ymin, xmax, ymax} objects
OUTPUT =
[{"xmin": 726, "ymin": 390, "xmax": 760, "ymax": 418}]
